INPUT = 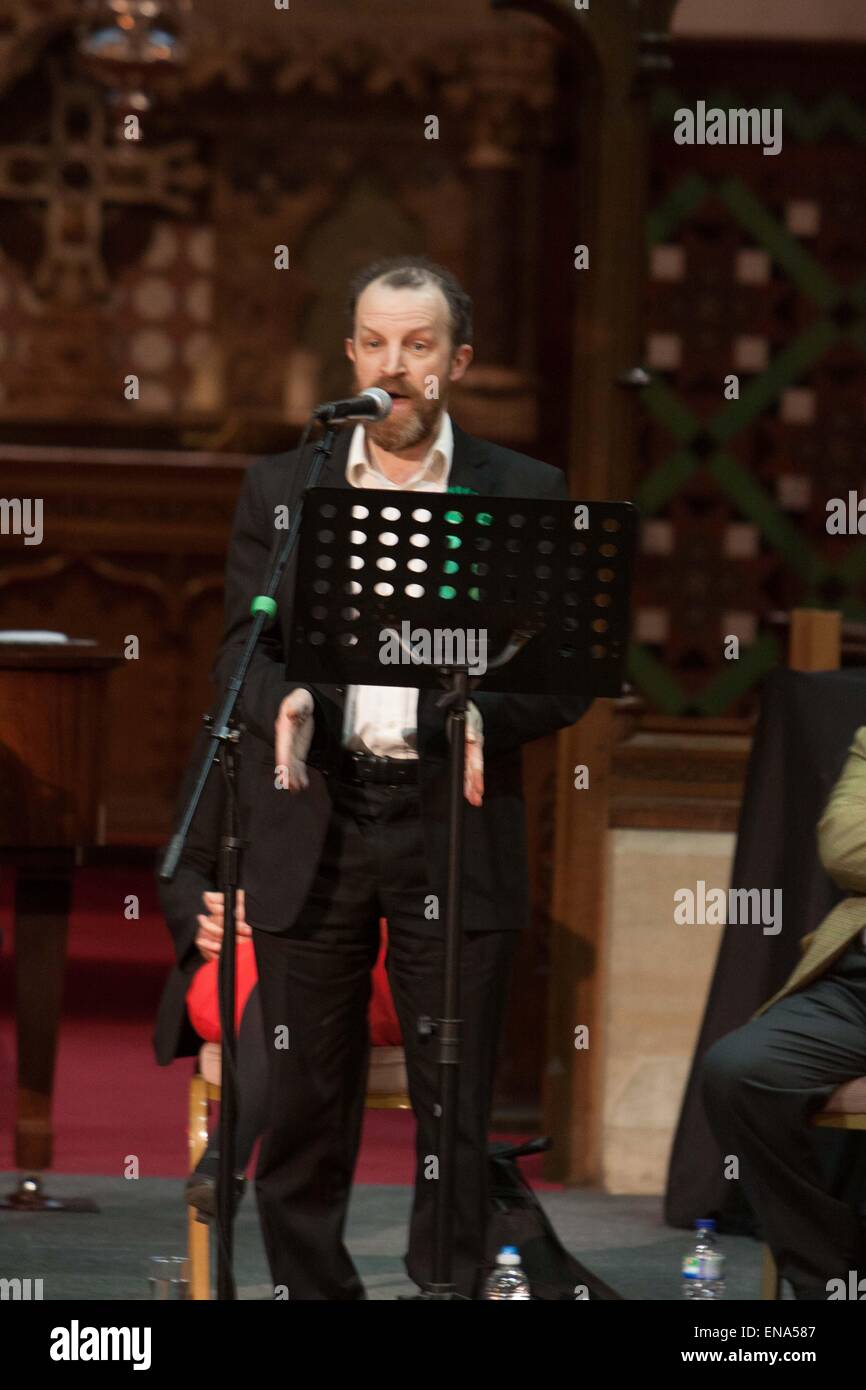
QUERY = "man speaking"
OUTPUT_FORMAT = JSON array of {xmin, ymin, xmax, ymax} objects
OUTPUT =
[{"xmin": 212, "ymin": 256, "xmax": 592, "ymax": 1299}]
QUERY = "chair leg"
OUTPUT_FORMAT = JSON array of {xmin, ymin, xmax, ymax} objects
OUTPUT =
[
  {"xmin": 188, "ymin": 1073, "xmax": 211, "ymax": 1302},
  {"xmin": 761, "ymin": 1244, "xmax": 781, "ymax": 1300}
]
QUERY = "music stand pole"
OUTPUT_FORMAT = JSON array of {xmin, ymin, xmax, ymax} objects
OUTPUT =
[{"xmin": 426, "ymin": 668, "xmax": 470, "ymax": 1297}]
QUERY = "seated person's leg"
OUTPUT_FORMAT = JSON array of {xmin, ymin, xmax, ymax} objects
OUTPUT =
[{"xmin": 701, "ymin": 940, "xmax": 866, "ymax": 1299}]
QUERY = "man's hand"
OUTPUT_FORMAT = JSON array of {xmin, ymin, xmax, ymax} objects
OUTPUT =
[
  {"xmin": 275, "ymin": 687, "xmax": 315, "ymax": 791},
  {"xmin": 195, "ymin": 888, "xmax": 251, "ymax": 962},
  {"xmin": 447, "ymin": 700, "xmax": 484, "ymax": 806}
]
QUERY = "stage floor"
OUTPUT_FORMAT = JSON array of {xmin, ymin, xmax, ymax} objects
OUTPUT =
[{"xmin": 0, "ymin": 1175, "xmax": 776, "ymax": 1300}]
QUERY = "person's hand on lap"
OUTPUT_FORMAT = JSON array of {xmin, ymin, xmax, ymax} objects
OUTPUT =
[{"xmin": 195, "ymin": 888, "xmax": 250, "ymax": 962}]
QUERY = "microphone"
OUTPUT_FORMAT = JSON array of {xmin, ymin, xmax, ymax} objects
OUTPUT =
[{"xmin": 312, "ymin": 387, "xmax": 392, "ymax": 422}]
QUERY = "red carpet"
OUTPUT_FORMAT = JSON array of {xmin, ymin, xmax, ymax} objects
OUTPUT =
[{"xmin": 0, "ymin": 868, "xmax": 559, "ymax": 1188}]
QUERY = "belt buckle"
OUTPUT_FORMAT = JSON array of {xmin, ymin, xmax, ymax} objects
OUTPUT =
[
  {"xmin": 370, "ymin": 755, "xmax": 397, "ymax": 785},
  {"xmin": 347, "ymin": 751, "xmax": 386, "ymax": 785},
  {"xmin": 344, "ymin": 751, "xmax": 413, "ymax": 786}
]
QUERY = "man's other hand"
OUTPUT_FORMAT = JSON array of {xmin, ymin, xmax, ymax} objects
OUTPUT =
[
  {"xmin": 195, "ymin": 888, "xmax": 251, "ymax": 962},
  {"xmin": 446, "ymin": 699, "xmax": 484, "ymax": 806},
  {"xmin": 275, "ymin": 686, "xmax": 315, "ymax": 791}
]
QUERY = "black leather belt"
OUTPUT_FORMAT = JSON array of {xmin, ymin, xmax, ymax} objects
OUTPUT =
[{"xmin": 339, "ymin": 750, "xmax": 420, "ymax": 786}]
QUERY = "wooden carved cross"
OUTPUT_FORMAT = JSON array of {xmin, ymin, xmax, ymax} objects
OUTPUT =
[{"xmin": 0, "ymin": 62, "xmax": 206, "ymax": 302}]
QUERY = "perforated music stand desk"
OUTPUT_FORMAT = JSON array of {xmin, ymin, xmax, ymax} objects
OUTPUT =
[{"xmin": 288, "ymin": 489, "xmax": 636, "ymax": 696}]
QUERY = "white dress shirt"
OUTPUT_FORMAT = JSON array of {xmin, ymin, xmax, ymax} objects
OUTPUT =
[{"xmin": 342, "ymin": 410, "xmax": 453, "ymax": 758}]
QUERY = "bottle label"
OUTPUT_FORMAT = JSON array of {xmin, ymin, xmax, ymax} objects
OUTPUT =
[{"xmin": 682, "ymin": 1253, "xmax": 724, "ymax": 1280}]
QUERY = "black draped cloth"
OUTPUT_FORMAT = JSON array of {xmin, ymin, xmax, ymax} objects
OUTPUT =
[{"xmin": 665, "ymin": 667, "xmax": 866, "ymax": 1235}]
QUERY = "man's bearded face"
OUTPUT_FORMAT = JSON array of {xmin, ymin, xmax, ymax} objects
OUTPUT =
[{"xmin": 347, "ymin": 281, "xmax": 457, "ymax": 452}]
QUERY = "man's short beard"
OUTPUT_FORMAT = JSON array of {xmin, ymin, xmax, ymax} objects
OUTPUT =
[{"xmin": 365, "ymin": 396, "xmax": 441, "ymax": 453}]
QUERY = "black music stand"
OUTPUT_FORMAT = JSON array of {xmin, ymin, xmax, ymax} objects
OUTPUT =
[{"xmin": 288, "ymin": 487, "xmax": 637, "ymax": 1299}]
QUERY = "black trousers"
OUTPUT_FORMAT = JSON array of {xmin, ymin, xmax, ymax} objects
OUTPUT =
[
  {"xmin": 251, "ymin": 775, "xmax": 519, "ymax": 1300},
  {"xmin": 191, "ymin": 984, "xmax": 268, "ymax": 1176},
  {"xmin": 701, "ymin": 937, "xmax": 866, "ymax": 1299}
]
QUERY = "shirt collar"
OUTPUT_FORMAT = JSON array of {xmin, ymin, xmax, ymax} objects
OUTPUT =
[{"xmin": 346, "ymin": 410, "xmax": 453, "ymax": 489}]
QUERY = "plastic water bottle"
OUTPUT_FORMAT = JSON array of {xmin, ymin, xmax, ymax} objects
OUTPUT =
[
  {"xmin": 481, "ymin": 1245, "xmax": 531, "ymax": 1300},
  {"xmin": 682, "ymin": 1218, "xmax": 726, "ymax": 1299}
]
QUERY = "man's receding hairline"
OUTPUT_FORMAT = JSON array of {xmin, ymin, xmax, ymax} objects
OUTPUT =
[{"xmin": 355, "ymin": 276, "xmax": 454, "ymax": 337}]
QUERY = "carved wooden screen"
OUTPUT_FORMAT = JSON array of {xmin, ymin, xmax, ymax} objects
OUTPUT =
[{"xmin": 633, "ymin": 43, "xmax": 866, "ymax": 714}]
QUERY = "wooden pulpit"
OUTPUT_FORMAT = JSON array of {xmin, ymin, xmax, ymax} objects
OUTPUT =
[{"xmin": 0, "ymin": 642, "xmax": 120, "ymax": 1170}]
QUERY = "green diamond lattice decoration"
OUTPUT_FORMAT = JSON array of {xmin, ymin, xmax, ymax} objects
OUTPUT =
[{"xmin": 632, "ymin": 105, "xmax": 866, "ymax": 713}]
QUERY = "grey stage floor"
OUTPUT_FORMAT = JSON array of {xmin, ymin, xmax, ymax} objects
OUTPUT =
[{"xmin": 0, "ymin": 1173, "xmax": 775, "ymax": 1301}]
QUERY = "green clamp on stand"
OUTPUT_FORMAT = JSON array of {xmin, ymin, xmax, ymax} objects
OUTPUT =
[{"xmin": 250, "ymin": 595, "xmax": 278, "ymax": 624}]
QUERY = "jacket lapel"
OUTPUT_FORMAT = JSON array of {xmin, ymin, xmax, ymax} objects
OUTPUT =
[
  {"xmin": 448, "ymin": 420, "xmax": 496, "ymax": 495},
  {"xmin": 753, "ymin": 896, "xmax": 866, "ymax": 1018}
]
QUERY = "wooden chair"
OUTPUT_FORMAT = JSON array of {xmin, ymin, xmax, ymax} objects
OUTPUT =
[
  {"xmin": 760, "ymin": 1076, "xmax": 866, "ymax": 1299},
  {"xmin": 187, "ymin": 1040, "xmax": 411, "ymax": 1300},
  {"xmin": 786, "ymin": 607, "xmax": 841, "ymax": 672}
]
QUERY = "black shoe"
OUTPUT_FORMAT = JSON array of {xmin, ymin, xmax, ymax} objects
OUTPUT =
[{"xmin": 185, "ymin": 1150, "xmax": 246, "ymax": 1222}]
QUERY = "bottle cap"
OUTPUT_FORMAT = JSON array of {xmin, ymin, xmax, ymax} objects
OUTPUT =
[{"xmin": 496, "ymin": 1245, "xmax": 522, "ymax": 1265}]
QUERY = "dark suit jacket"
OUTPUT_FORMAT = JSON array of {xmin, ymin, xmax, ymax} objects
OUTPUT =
[{"xmin": 210, "ymin": 419, "xmax": 593, "ymax": 935}]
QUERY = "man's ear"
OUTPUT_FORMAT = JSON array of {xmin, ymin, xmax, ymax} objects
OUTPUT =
[
  {"xmin": 345, "ymin": 337, "xmax": 356, "ymax": 364},
  {"xmin": 449, "ymin": 343, "xmax": 473, "ymax": 382}
]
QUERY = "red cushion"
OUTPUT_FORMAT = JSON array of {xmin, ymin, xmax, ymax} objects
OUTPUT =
[
  {"xmin": 185, "ymin": 919, "xmax": 402, "ymax": 1046},
  {"xmin": 369, "ymin": 920, "xmax": 402, "ymax": 1046},
  {"xmin": 185, "ymin": 938, "xmax": 257, "ymax": 1042}
]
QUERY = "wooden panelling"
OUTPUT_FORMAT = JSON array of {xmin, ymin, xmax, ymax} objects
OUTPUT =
[{"xmin": 0, "ymin": 447, "xmax": 250, "ymax": 842}]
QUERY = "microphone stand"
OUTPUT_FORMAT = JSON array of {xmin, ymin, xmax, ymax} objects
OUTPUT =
[{"xmin": 159, "ymin": 416, "xmax": 338, "ymax": 1299}]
